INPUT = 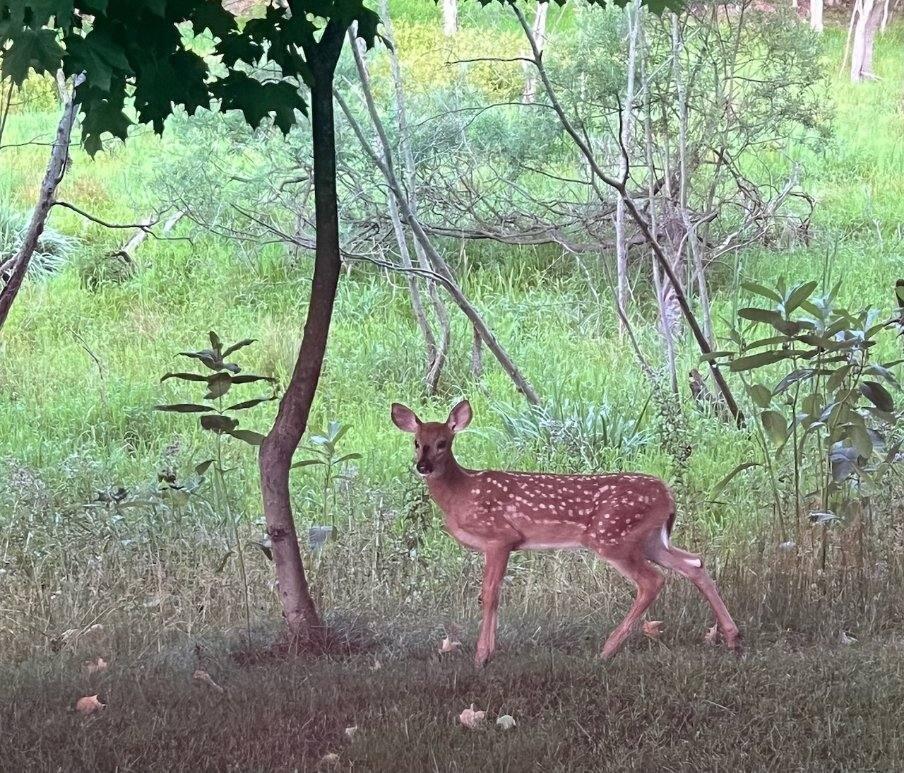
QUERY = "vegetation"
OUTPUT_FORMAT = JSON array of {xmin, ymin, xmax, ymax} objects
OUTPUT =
[{"xmin": 1, "ymin": 1, "xmax": 903, "ymax": 768}]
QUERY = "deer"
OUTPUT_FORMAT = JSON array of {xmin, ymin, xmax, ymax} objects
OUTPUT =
[{"xmin": 391, "ymin": 399, "xmax": 741, "ymax": 668}]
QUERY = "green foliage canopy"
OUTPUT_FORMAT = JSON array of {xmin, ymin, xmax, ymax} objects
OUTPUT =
[
  {"xmin": 0, "ymin": 0, "xmax": 380, "ymax": 154},
  {"xmin": 1, "ymin": 0, "xmax": 682, "ymax": 155}
]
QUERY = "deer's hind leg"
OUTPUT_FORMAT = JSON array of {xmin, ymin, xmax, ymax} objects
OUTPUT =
[
  {"xmin": 598, "ymin": 554, "xmax": 665, "ymax": 660},
  {"xmin": 645, "ymin": 535, "xmax": 741, "ymax": 654}
]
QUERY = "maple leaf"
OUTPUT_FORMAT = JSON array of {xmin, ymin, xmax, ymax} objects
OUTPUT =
[
  {"xmin": 210, "ymin": 72, "xmax": 306, "ymax": 134},
  {"xmin": 643, "ymin": 620, "xmax": 664, "ymax": 639},
  {"xmin": 1, "ymin": 27, "xmax": 64, "ymax": 85}
]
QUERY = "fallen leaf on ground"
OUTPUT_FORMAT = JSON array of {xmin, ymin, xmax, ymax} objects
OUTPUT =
[
  {"xmin": 459, "ymin": 703, "xmax": 486, "ymax": 730},
  {"xmin": 344, "ymin": 725, "xmax": 358, "ymax": 740},
  {"xmin": 84, "ymin": 657, "xmax": 108, "ymax": 675},
  {"xmin": 704, "ymin": 624, "xmax": 720, "ymax": 646},
  {"xmin": 193, "ymin": 669, "xmax": 225, "ymax": 693},
  {"xmin": 439, "ymin": 636, "xmax": 461, "ymax": 653},
  {"xmin": 369, "ymin": 658, "xmax": 382, "ymax": 671},
  {"xmin": 318, "ymin": 752, "xmax": 340, "ymax": 768},
  {"xmin": 839, "ymin": 631, "xmax": 857, "ymax": 646},
  {"xmin": 75, "ymin": 695, "xmax": 105, "ymax": 715},
  {"xmin": 496, "ymin": 714, "xmax": 516, "ymax": 730},
  {"xmin": 643, "ymin": 620, "xmax": 664, "ymax": 638}
]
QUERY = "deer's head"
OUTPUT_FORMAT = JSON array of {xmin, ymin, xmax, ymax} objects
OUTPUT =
[{"xmin": 391, "ymin": 400, "xmax": 472, "ymax": 477}]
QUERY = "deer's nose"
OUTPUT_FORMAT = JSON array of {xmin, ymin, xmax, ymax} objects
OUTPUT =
[{"xmin": 416, "ymin": 461, "xmax": 432, "ymax": 475}]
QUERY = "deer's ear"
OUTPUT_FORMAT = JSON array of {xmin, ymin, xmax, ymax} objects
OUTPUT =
[
  {"xmin": 447, "ymin": 400, "xmax": 473, "ymax": 433},
  {"xmin": 391, "ymin": 403, "xmax": 420, "ymax": 433}
]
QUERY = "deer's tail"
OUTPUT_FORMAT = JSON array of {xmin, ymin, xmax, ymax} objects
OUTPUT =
[{"xmin": 657, "ymin": 510, "xmax": 703, "ymax": 568}]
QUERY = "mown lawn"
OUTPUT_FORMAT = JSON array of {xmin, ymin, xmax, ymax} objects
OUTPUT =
[{"xmin": 2, "ymin": 622, "xmax": 902, "ymax": 771}]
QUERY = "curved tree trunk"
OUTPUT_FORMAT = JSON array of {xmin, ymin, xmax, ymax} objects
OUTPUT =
[
  {"xmin": 258, "ymin": 25, "xmax": 346, "ymax": 645},
  {"xmin": 0, "ymin": 73, "xmax": 84, "ymax": 332}
]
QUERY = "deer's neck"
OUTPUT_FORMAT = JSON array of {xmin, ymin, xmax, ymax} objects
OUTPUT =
[{"xmin": 426, "ymin": 455, "xmax": 472, "ymax": 514}]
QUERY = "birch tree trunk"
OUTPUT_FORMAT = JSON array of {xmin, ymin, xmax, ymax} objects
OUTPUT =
[
  {"xmin": 442, "ymin": 0, "xmax": 458, "ymax": 36},
  {"xmin": 850, "ymin": 0, "xmax": 884, "ymax": 82},
  {"xmin": 810, "ymin": 0, "xmax": 824, "ymax": 32},
  {"xmin": 522, "ymin": 2, "xmax": 549, "ymax": 103},
  {"xmin": 615, "ymin": 0, "xmax": 640, "ymax": 333}
]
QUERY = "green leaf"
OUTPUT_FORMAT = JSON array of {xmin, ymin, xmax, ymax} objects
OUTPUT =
[
  {"xmin": 66, "ymin": 26, "xmax": 133, "ymax": 92},
  {"xmin": 334, "ymin": 452, "xmax": 362, "ymax": 464},
  {"xmin": 847, "ymin": 420, "xmax": 874, "ymax": 459},
  {"xmin": 179, "ymin": 349, "xmax": 223, "ymax": 371},
  {"xmin": 222, "ymin": 338, "xmax": 256, "ymax": 357},
  {"xmin": 209, "ymin": 71, "xmax": 306, "ymax": 134},
  {"xmin": 226, "ymin": 397, "xmax": 273, "ymax": 411},
  {"xmin": 783, "ymin": 281, "xmax": 818, "ymax": 314},
  {"xmin": 200, "ymin": 414, "xmax": 238, "ymax": 433},
  {"xmin": 709, "ymin": 461, "xmax": 761, "ymax": 501},
  {"xmin": 291, "ymin": 459, "xmax": 322, "ymax": 469},
  {"xmin": 741, "ymin": 281, "xmax": 782, "ymax": 302},
  {"xmin": 195, "ymin": 459, "xmax": 214, "ymax": 475},
  {"xmin": 209, "ymin": 331, "xmax": 222, "ymax": 353},
  {"xmin": 205, "ymin": 372, "xmax": 233, "ymax": 400},
  {"xmin": 747, "ymin": 383, "xmax": 772, "ymax": 409},
  {"xmin": 2, "ymin": 28, "xmax": 64, "ymax": 84},
  {"xmin": 230, "ymin": 429, "xmax": 266, "ymax": 446},
  {"xmin": 860, "ymin": 381, "xmax": 894, "ymax": 412},
  {"xmin": 738, "ymin": 307, "xmax": 786, "ymax": 327},
  {"xmin": 773, "ymin": 369, "xmax": 815, "ymax": 396},
  {"xmin": 729, "ymin": 350, "xmax": 791, "ymax": 372},
  {"xmin": 155, "ymin": 403, "xmax": 214, "ymax": 413},
  {"xmin": 161, "ymin": 372, "xmax": 208, "ymax": 383},
  {"xmin": 760, "ymin": 410, "xmax": 788, "ymax": 446},
  {"xmin": 230, "ymin": 374, "xmax": 275, "ymax": 384},
  {"xmin": 79, "ymin": 83, "xmax": 132, "ymax": 156}
]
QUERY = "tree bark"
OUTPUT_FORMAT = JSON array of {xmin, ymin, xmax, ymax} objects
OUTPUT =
[
  {"xmin": 615, "ymin": 1, "xmax": 640, "ymax": 334},
  {"xmin": 810, "ymin": 0, "xmax": 824, "ymax": 31},
  {"xmin": 850, "ymin": 0, "xmax": 883, "ymax": 82},
  {"xmin": 0, "ymin": 73, "xmax": 84, "ymax": 333},
  {"xmin": 442, "ymin": 0, "xmax": 458, "ymax": 36},
  {"xmin": 522, "ymin": 2, "xmax": 549, "ymax": 103},
  {"xmin": 258, "ymin": 24, "xmax": 346, "ymax": 644}
]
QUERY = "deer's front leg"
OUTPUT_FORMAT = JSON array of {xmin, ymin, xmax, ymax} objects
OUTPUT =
[{"xmin": 475, "ymin": 544, "xmax": 511, "ymax": 668}]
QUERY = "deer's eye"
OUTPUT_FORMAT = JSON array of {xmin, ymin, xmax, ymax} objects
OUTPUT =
[
  {"xmin": 437, "ymin": 440, "xmax": 447, "ymax": 450},
  {"xmin": 414, "ymin": 440, "xmax": 420, "ymax": 449}
]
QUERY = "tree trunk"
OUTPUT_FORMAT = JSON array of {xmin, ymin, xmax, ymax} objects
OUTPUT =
[
  {"xmin": 810, "ymin": 0, "xmax": 824, "ymax": 31},
  {"xmin": 522, "ymin": 2, "xmax": 548, "ymax": 103},
  {"xmin": 258, "ymin": 26, "xmax": 346, "ymax": 645},
  {"xmin": 0, "ymin": 73, "xmax": 84, "ymax": 332},
  {"xmin": 442, "ymin": 0, "xmax": 458, "ymax": 36},
  {"xmin": 615, "ymin": 0, "xmax": 640, "ymax": 334},
  {"xmin": 850, "ymin": 0, "xmax": 883, "ymax": 82}
]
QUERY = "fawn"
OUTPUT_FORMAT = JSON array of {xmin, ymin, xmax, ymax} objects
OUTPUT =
[{"xmin": 392, "ymin": 399, "xmax": 741, "ymax": 667}]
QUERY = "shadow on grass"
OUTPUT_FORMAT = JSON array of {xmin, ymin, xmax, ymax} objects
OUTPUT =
[{"xmin": 2, "ymin": 612, "xmax": 903, "ymax": 772}]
